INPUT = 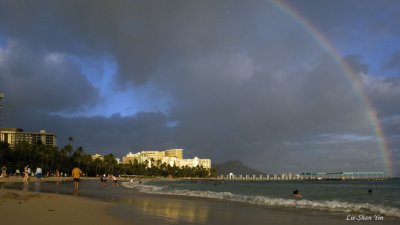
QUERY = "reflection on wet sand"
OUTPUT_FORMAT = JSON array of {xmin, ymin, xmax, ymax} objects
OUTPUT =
[
  {"xmin": 135, "ymin": 198, "xmax": 210, "ymax": 224},
  {"xmin": 73, "ymin": 188, "xmax": 80, "ymax": 196},
  {"xmin": 34, "ymin": 181, "xmax": 41, "ymax": 192},
  {"xmin": 22, "ymin": 182, "xmax": 29, "ymax": 192}
]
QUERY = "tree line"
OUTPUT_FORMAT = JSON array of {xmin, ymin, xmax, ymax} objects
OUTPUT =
[{"xmin": 0, "ymin": 139, "xmax": 216, "ymax": 178}]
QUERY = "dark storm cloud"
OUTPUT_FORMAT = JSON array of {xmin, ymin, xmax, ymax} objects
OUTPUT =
[
  {"xmin": 0, "ymin": 41, "xmax": 99, "ymax": 115},
  {"xmin": 0, "ymin": 0, "xmax": 314, "ymax": 85},
  {"xmin": 384, "ymin": 50, "xmax": 400, "ymax": 71},
  {"xmin": 365, "ymin": 75, "xmax": 400, "ymax": 117},
  {"xmin": 47, "ymin": 112, "xmax": 174, "ymax": 153},
  {"xmin": 166, "ymin": 54, "xmax": 377, "ymax": 167},
  {"xmin": 0, "ymin": 0, "xmax": 399, "ymax": 175},
  {"xmin": 288, "ymin": 0, "xmax": 400, "ymax": 34}
]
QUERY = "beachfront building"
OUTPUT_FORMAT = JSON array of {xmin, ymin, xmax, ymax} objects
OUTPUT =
[
  {"xmin": 122, "ymin": 149, "xmax": 182, "ymax": 164},
  {"xmin": 0, "ymin": 128, "xmax": 57, "ymax": 149},
  {"xmin": 92, "ymin": 153, "xmax": 121, "ymax": 164},
  {"xmin": 165, "ymin": 149, "xmax": 184, "ymax": 159},
  {"xmin": 122, "ymin": 149, "xmax": 211, "ymax": 169},
  {"xmin": 92, "ymin": 153, "xmax": 104, "ymax": 161},
  {"xmin": 122, "ymin": 151, "xmax": 163, "ymax": 166},
  {"xmin": 175, "ymin": 157, "xmax": 211, "ymax": 168},
  {"xmin": 122, "ymin": 152, "xmax": 139, "ymax": 164}
]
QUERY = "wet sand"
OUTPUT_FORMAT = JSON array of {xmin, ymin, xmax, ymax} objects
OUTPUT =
[
  {"xmin": 1, "ymin": 178, "xmax": 399, "ymax": 225},
  {"xmin": 112, "ymin": 191, "xmax": 400, "ymax": 225}
]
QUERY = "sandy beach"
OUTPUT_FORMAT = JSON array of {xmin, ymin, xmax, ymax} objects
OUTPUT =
[
  {"xmin": 1, "ymin": 178, "xmax": 399, "ymax": 225},
  {"xmin": 0, "ymin": 188, "xmax": 132, "ymax": 225}
]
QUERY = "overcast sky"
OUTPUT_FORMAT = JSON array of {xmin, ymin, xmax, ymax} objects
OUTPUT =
[{"xmin": 1, "ymin": 0, "xmax": 399, "ymax": 176}]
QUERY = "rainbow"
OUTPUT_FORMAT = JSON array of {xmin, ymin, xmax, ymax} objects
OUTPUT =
[{"xmin": 271, "ymin": 0, "xmax": 394, "ymax": 177}]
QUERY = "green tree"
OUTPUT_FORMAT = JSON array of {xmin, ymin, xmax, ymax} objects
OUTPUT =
[{"xmin": 103, "ymin": 154, "xmax": 117, "ymax": 175}]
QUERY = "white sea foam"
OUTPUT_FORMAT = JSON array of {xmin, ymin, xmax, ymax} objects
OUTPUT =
[
  {"xmin": 122, "ymin": 181, "xmax": 164, "ymax": 192},
  {"xmin": 121, "ymin": 182, "xmax": 400, "ymax": 218}
]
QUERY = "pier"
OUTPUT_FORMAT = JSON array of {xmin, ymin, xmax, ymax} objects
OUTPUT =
[
  {"xmin": 299, "ymin": 172, "xmax": 385, "ymax": 180},
  {"xmin": 219, "ymin": 171, "xmax": 385, "ymax": 181}
]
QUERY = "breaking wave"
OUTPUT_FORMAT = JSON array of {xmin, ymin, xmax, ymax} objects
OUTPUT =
[{"xmin": 122, "ymin": 182, "xmax": 400, "ymax": 218}]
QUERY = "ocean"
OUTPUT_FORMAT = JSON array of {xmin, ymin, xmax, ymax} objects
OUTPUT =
[
  {"xmin": 1, "ymin": 177, "xmax": 400, "ymax": 222},
  {"xmin": 122, "ymin": 178, "xmax": 400, "ymax": 218}
]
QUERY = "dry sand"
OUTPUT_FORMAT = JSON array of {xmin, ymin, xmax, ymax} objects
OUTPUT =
[{"xmin": 0, "ymin": 188, "xmax": 133, "ymax": 225}]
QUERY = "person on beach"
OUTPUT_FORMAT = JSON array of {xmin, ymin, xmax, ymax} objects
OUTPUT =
[
  {"xmin": 55, "ymin": 169, "xmax": 61, "ymax": 183},
  {"xmin": 100, "ymin": 174, "xmax": 107, "ymax": 187},
  {"xmin": 71, "ymin": 166, "xmax": 83, "ymax": 189},
  {"xmin": 112, "ymin": 175, "xmax": 118, "ymax": 187},
  {"xmin": 1, "ymin": 165, "xmax": 6, "ymax": 178},
  {"xmin": 293, "ymin": 190, "xmax": 302, "ymax": 198},
  {"xmin": 35, "ymin": 166, "xmax": 42, "ymax": 181},
  {"xmin": 23, "ymin": 165, "xmax": 30, "ymax": 182},
  {"xmin": 15, "ymin": 168, "xmax": 20, "ymax": 176}
]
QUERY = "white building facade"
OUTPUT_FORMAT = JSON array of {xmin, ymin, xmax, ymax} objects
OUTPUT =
[
  {"xmin": 122, "ymin": 149, "xmax": 211, "ymax": 169},
  {"xmin": 0, "ymin": 128, "xmax": 57, "ymax": 149}
]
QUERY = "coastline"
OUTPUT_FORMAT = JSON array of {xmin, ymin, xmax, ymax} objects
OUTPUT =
[{"xmin": 1, "ymin": 178, "xmax": 399, "ymax": 225}]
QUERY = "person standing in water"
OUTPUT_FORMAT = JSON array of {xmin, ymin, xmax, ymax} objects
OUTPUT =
[
  {"xmin": 1, "ymin": 165, "xmax": 7, "ymax": 178},
  {"xmin": 23, "ymin": 165, "xmax": 30, "ymax": 182},
  {"xmin": 293, "ymin": 190, "xmax": 302, "ymax": 198},
  {"xmin": 112, "ymin": 175, "xmax": 118, "ymax": 187},
  {"xmin": 71, "ymin": 166, "xmax": 83, "ymax": 189},
  {"xmin": 35, "ymin": 166, "xmax": 42, "ymax": 182}
]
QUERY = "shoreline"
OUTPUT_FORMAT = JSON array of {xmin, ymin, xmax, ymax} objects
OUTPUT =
[
  {"xmin": 1, "ymin": 178, "xmax": 399, "ymax": 225},
  {"xmin": 110, "ymin": 189, "xmax": 400, "ymax": 225}
]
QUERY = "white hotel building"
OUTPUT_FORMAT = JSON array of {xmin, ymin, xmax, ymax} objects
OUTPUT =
[
  {"xmin": 122, "ymin": 149, "xmax": 211, "ymax": 169},
  {"xmin": 0, "ymin": 128, "xmax": 57, "ymax": 149}
]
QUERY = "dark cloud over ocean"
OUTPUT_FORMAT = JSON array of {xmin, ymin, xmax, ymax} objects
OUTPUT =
[{"xmin": 1, "ymin": 0, "xmax": 400, "ymax": 176}]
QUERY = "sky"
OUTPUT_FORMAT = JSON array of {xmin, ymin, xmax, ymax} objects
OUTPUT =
[{"xmin": 0, "ymin": 0, "xmax": 400, "ymax": 176}]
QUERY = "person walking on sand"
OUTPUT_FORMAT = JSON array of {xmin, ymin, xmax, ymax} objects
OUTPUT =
[
  {"xmin": 71, "ymin": 166, "xmax": 83, "ymax": 189},
  {"xmin": 1, "ymin": 165, "xmax": 6, "ymax": 178},
  {"xmin": 36, "ymin": 166, "xmax": 43, "ymax": 182},
  {"xmin": 23, "ymin": 165, "xmax": 30, "ymax": 182},
  {"xmin": 55, "ymin": 169, "xmax": 61, "ymax": 183}
]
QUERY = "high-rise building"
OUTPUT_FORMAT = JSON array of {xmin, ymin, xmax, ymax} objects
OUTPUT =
[{"xmin": 0, "ymin": 128, "xmax": 57, "ymax": 148}]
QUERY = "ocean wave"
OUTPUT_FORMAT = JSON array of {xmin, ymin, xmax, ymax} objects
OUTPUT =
[{"xmin": 121, "ymin": 182, "xmax": 400, "ymax": 218}]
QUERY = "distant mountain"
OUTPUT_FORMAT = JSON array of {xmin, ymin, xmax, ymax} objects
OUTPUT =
[{"xmin": 213, "ymin": 160, "xmax": 266, "ymax": 176}]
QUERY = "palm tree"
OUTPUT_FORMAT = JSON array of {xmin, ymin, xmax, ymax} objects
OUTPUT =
[
  {"xmin": 103, "ymin": 154, "xmax": 117, "ymax": 175},
  {"xmin": 72, "ymin": 147, "xmax": 84, "ymax": 168},
  {"xmin": 66, "ymin": 136, "xmax": 74, "ymax": 156},
  {"xmin": 94, "ymin": 158, "xmax": 102, "ymax": 176},
  {"xmin": 48, "ymin": 146, "xmax": 58, "ymax": 172},
  {"xmin": 150, "ymin": 158, "xmax": 155, "ymax": 168},
  {"xmin": 0, "ymin": 141, "xmax": 11, "ymax": 165},
  {"xmin": 68, "ymin": 136, "xmax": 74, "ymax": 144}
]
